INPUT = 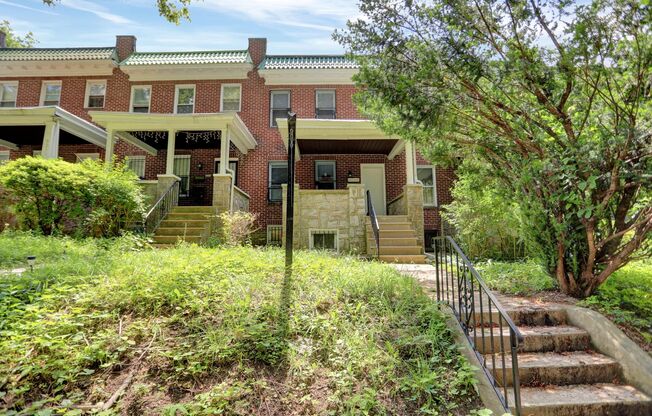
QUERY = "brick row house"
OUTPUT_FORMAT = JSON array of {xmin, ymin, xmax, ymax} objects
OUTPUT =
[{"xmin": 0, "ymin": 34, "xmax": 454, "ymax": 262}]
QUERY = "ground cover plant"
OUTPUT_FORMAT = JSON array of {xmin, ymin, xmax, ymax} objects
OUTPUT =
[{"xmin": 0, "ymin": 232, "xmax": 479, "ymax": 415}]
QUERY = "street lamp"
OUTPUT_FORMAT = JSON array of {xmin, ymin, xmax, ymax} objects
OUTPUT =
[{"xmin": 27, "ymin": 255, "xmax": 36, "ymax": 272}]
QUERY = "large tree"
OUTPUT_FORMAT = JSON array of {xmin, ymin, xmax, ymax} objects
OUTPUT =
[
  {"xmin": 336, "ymin": 0, "xmax": 651, "ymax": 297},
  {"xmin": 0, "ymin": 20, "xmax": 36, "ymax": 48}
]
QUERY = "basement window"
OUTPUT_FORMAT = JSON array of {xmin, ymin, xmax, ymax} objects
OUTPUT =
[
  {"xmin": 310, "ymin": 229, "xmax": 338, "ymax": 252},
  {"xmin": 267, "ymin": 225, "xmax": 283, "ymax": 246}
]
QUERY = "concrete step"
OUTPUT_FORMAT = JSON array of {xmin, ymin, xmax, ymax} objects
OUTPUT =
[
  {"xmin": 473, "ymin": 325, "xmax": 591, "ymax": 354},
  {"xmin": 155, "ymin": 227, "xmax": 207, "ymax": 236},
  {"xmin": 488, "ymin": 351, "xmax": 621, "ymax": 387},
  {"xmin": 375, "ymin": 215, "xmax": 409, "ymax": 223},
  {"xmin": 171, "ymin": 206, "xmax": 214, "ymax": 213},
  {"xmin": 160, "ymin": 219, "xmax": 210, "ymax": 228},
  {"xmin": 378, "ymin": 254, "xmax": 426, "ymax": 264},
  {"xmin": 367, "ymin": 229, "xmax": 417, "ymax": 238},
  {"xmin": 166, "ymin": 212, "xmax": 212, "ymax": 221},
  {"xmin": 368, "ymin": 237, "xmax": 420, "ymax": 246},
  {"xmin": 152, "ymin": 235, "xmax": 203, "ymax": 244},
  {"xmin": 511, "ymin": 383, "xmax": 652, "ymax": 416},
  {"xmin": 465, "ymin": 305, "xmax": 568, "ymax": 327},
  {"xmin": 376, "ymin": 222, "xmax": 414, "ymax": 231},
  {"xmin": 368, "ymin": 245, "xmax": 423, "ymax": 255}
]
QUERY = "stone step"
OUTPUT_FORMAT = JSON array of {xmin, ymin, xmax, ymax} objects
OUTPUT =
[
  {"xmin": 368, "ymin": 245, "xmax": 423, "ymax": 255},
  {"xmin": 375, "ymin": 215, "xmax": 409, "ymax": 223},
  {"xmin": 378, "ymin": 254, "xmax": 426, "ymax": 264},
  {"xmin": 171, "ymin": 206, "xmax": 214, "ymax": 213},
  {"xmin": 367, "ymin": 229, "xmax": 417, "ymax": 238},
  {"xmin": 152, "ymin": 235, "xmax": 203, "ymax": 244},
  {"xmin": 487, "ymin": 351, "xmax": 621, "ymax": 387},
  {"xmin": 155, "ymin": 227, "xmax": 207, "ymax": 236},
  {"xmin": 368, "ymin": 237, "xmax": 420, "ymax": 246},
  {"xmin": 377, "ymin": 222, "xmax": 414, "ymax": 231},
  {"xmin": 473, "ymin": 325, "xmax": 591, "ymax": 354},
  {"xmin": 511, "ymin": 383, "xmax": 652, "ymax": 416},
  {"xmin": 166, "ymin": 212, "xmax": 212, "ymax": 221},
  {"xmin": 160, "ymin": 219, "xmax": 211, "ymax": 228}
]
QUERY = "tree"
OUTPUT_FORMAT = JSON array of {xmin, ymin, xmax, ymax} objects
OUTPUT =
[
  {"xmin": 42, "ymin": 0, "xmax": 194, "ymax": 24},
  {"xmin": 336, "ymin": 0, "xmax": 651, "ymax": 297},
  {"xmin": 0, "ymin": 20, "xmax": 37, "ymax": 48}
]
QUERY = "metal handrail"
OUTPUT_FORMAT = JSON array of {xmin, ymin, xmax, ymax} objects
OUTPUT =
[
  {"xmin": 427, "ymin": 236, "xmax": 523, "ymax": 415},
  {"xmin": 366, "ymin": 189, "xmax": 380, "ymax": 259},
  {"xmin": 142, "ymin": 180, "xmax": 179, "ymax": 234}
]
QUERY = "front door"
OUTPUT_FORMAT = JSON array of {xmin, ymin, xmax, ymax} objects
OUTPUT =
[
  {"xmin": 361, "ymin": 163, "xmax": 386, "ymax": 215},
  {"xmin": 173, "ymin": 155, "xmax": 191, "ymax": 196}
]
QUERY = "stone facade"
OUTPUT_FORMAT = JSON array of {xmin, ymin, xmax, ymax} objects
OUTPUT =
[
  {"xmin": 387, "ymin": 192, "xmax": 407, "ymax": 216},
  {"xmin": 405, "ymin": 184, "xmax": 425, "ymax": 249},
  {"xmin": 212, "ymin": 174, "xmax": 232, "ymax": 213}
]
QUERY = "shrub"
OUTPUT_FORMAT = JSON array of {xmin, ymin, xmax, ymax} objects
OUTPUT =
[
  {"xmin": 0, "ymin": 157, "xmax": 145, "ymax": 237},
  {"xmin": 217, "ymin": 211, "xmax": 259, "ymax": 246},
  {"xmin": 475, "ymin": 259, "xmax": 556, "ymax": 296},
  {"xmin": 0, "ymin": 185, "xmax": 17, "ymax": 232}
]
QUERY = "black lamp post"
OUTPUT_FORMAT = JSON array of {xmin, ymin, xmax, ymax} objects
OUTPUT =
[{"xmin": 285, "ymin": 112, "xmax": 297, "ymax": 272}]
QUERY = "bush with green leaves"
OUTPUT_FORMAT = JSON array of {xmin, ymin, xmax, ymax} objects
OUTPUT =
[
  {"xmin": 0, "ymin": 157, "xmax": 145, "ymax": 237},
  {"xmin": 475, "ymin": 259, "xmax": 556, "ymax": 296}
]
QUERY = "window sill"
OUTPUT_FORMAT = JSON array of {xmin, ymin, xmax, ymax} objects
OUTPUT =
[{"xmin": 423, "ymin": 204, "xmax": 438, "ymax": 209}]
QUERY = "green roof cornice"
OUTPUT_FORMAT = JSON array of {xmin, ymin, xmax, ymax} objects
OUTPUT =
[
  {"xmin": 121, "ymin": 50, "xmax": 251, "ymax": 65},
  {"xmin": 0, "ymin": 47, "xmax": 117, "ymax": 62}
]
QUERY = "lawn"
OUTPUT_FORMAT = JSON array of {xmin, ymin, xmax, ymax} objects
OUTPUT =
[{"xmin": 0, "ymin": 232, "xmax": 479, "ymax": 415}]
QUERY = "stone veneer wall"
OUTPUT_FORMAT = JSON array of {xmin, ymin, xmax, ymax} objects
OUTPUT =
[
  {"xmin": 405, "ymin": 184, "xmax": 425, "ymax": 250},
  {"xmin": 387, "ymin": 193, "xmax": 407, "ymax": 216},
  {"xmin": 232, "ymin": 186, "xmax": 250, "ymax": 212},
  {"xmin": 282, "ymin": 184, "xmax": 367, "ymax": 253},
  {"xmin": 212, "ymin": 174, "xmax": 232, "ymax": 212}
]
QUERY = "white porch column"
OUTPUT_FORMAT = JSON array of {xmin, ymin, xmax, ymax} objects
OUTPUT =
[
  {"xmin": 405, "ymin": 140, "xmax": 417, "ymax": 184},
  {"xmin": 219, "ymin": 126, "xmax": 230, "ymax": 174},
  {"xmin": 166, "ymin": 129, "xmax": 176, "ymax": 175},
  {"xmin": 41, "ymin": 120, "xmax": 60, "ymax": 159},
  {"xmin": 104, "ymin": 128, "xmax": 115, "ymax": 165}
]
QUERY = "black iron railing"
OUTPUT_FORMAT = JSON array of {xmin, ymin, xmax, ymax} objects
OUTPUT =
[
  {"xmin": 428, "ymin": 236, "xmax": 523, "ymax": 415},
  {"xmin": 142, "ymin": 180, "xmax": 179, "ymax": 234},
  {"xmin": 366, "ymin": 190, "xmax": 380, "ymax": 259}
]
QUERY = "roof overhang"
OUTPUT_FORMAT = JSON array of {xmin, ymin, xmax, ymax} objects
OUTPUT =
[
  {"xmin": 0, "ymin": 106, "xmax": 107, "ymax": 148},
  {"xmin": 120, "ymin": 63, "xmax": 252, "ymax": 81},
  {"xmin": 259, "ymin": 68, "xmax": 357, "ymax": 85},
  {"xmin": 89, "ymin": 111, "xmax": 257, "ymax": 154},
  {"xmin": 0, "ymin": 60, "xmax": 117, "ymax": 77},
  {"xmin": 276, "ymin": 118, "xmax": 403, "ymax": 160}
]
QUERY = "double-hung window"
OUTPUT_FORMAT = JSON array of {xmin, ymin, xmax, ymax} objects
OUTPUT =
[
  {"xmin": 175, "ymin": 85, "xmax": 195, "ymax": 114},
  {"xmin": 126, "ymin": 156, "xmax": 146, "ymax": 179},
  {"xmin": 0, "ymin": 151, "xmax": 9, "ymax": 164},
  {"xmin": 0, "ymin": 82, "xmax": 18, "ymax": 107},
  {"xmin": 417, "ymin": 165, "xmax": 437, "ymax": 206},
  {"xmin": 315, "ymin": 90, "xmax": 335, "ymax": 119},
  {"xmin": 268, "ymin": 161, "xmax": 288, "ymax": 202},
  {"xmin": 85, "ymin": 80, "xmax": 106, "ymax": 108},
  {"xmin": 270, "ymin": 90, "xmax": 290, "ymax": 127},
  {"xmin": 221, "ymin": 84, "xmax": 241, "ymax": 112},
  {"xmin": 131, "ymin": 86, "xmax": 151, "ymax": 113},
  {"xmin": 41, "ymin": 81, "xmax": 61, "ymax": 106}
]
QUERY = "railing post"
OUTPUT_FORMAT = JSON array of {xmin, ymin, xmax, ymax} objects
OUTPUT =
[
  {"xmin": 510, "ymin": 327, "xmax": 522, "ymax": 416},
  {"xmin": 434, "ymin": 238, "xmax": 440, "ymax": 303}
]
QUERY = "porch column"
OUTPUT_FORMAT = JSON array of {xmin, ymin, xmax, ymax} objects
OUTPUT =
[
  {"xmin": 405, "ymin": 140, "xmax": 417, "ymax": 184},
  {"xmin": 166, "ymin": 129, "xmax": 176, "ymax": 175},
  {"xmin": 104, "ymin": 128, "xmax": 115, "ymax": 165},
  {"xmin": 219, "ymin": 127, "xmax": 230, "ymax": 174},
  {"xmin": 41, "ymin": 120, "xmax": 60, "ymax": 159}
]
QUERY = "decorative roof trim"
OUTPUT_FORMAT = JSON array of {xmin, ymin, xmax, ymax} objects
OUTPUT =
[
  {"xmin": 121, "ymin": 50, "xmax": 251, "ymax": 65},
  {"xmin": 0, "ymin": 47, "xmax": 117, "ymax": 62},
  {"xmin": 259, "ymin": 55, "xmax": 358, "ymax": 70}
]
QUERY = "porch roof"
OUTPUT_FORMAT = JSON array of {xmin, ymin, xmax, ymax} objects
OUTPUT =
[
  {"xmin": 275, "ymin": 118, "xmax": 404, "ymax": 160},
  {"xmin": 0, "ymin": 106, "xmax": 107, "ymax": 148},
  {"xmin": 88, "ymin": 111, "xmax": 257, "ymax": 154}
]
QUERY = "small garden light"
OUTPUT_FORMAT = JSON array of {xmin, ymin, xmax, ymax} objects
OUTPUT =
[{"xmin": 27, "ymin": 256, "xmax": 36, "ymax": 272}]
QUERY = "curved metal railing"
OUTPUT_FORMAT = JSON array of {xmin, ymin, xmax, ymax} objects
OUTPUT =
[
  {"xmin": 428, "ymin": 236, "xmax": 523, "ymax": 415},
  {"xmin": 142, "ymin": 180, "xmax": 179, "ymax": 234},
  {"xmin": 366, "ymin": 189, "xmax": 380, "ymax": 259}
]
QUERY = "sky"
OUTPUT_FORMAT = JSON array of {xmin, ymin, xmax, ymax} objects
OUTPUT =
[{"xmin": 1, "ymin": 0, "xmax": 362, "ymax": 53}]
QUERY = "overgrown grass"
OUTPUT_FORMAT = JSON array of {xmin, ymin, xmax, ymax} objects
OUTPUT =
[
  {"xmin": 475, "ymin": 259, "xmax": 556, "ymax": 296},
  {"xmin": 0, "ymin": 232, "xmax": 479, "ymax": 415},
  {"xmin": 579, "ymin": 260, "xmax": 652, "ymax": 351}
]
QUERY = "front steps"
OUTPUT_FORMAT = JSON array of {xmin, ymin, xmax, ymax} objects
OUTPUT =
[
  {"xmin": 478, "ymin": 303, "xmax": 652, "ymax": 415},
  {"xmin": 366, "ymin": 215, "xmax": 426, "ymax": 264},
  {"xmin": 152, "ymin": 206, "xmax": 213, "ymax": 247}
]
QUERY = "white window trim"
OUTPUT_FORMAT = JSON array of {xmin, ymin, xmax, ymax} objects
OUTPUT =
[
  {"xmin": 417, "ymin": 165, "xmax": 438, "ymax": 207},
  {"xmin": 270, "ymin": 90, "xmax": 290, "ymax": 127},
  {"xmin": 75, "ymin": 153, "xmax": 100, "ymax": 162},
  {"xmin": 130, "ymin": 85, "xmax": 152, "ymax": 113},
  {"xmin": 266, "ymin": 224, "xmax": 283, "ymax": 245},
  {"xmin": 315, "ymin": 160, "xmax": 336, "ymax": 182},
  {"xmin": 174, "ymin": 84, "xmax": 196, "ymax": 114},
  {"xmin": 126, "ymin": 155, "xmax": 146, "ymax": 178},
  {"xmin": 309, "ymin": 229, "xmax": 339, "ymax": 252},
  {"xmin": 84, "ymin": 80, "xmax": 107, "ymax": 109},
  {"xmin": 0, "ymin": 81, "xmax": 18, "ymax": 107},
  {"xmin": 220, "ymin": 83, "xmax": 242, "ymax": 112},
  {"xmin": 40, "ymin": 80, "xmax": 62, "ymax": 106}
]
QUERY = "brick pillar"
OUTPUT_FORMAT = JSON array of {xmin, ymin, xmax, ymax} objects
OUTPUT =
[
  {"xmin": 115, "ymin": 35, "xmax": 137, "ymax": 62},
  {"xmin": 156, "ymin": 174, "xmax": 180, "ymax": 199},
  {"xmin": 347, "ymin": 184, "xmax": 367, "ymax": 253},
  {"xmin": 212, "ymin": 174, "xmax": 232, "ymax": 212},
  {"xmin": 248, "ymin": 38, "xmax": 267, "ymax": 68},
  {"xmin": 405, "ymin": 184, "xmax": 425, "ymax": 251}
]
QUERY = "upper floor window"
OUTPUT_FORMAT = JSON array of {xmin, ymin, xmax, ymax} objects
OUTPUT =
[
  {"xmin": 270, "ymin": 90, "xmax": 290, "ymax": 127},
  {"xmin": 175, "ymin": 85, "xmax": 195, "ymax": 114},
  {"xmin": 131, "ymin": 86, "xmax": 151, "ymax": 113},
  {"xmin": 0, "ymin": 82, "xmax": 18, "ymax": 107},
  {"xmin": 417, "ymin": 165, "xmax": 437, "ymax": 206},
  {"xmin": 268, "ymin": 161, "xmax": 288, "ymax": 202},
  {"xmin": 315, "ymin": 90, "xmax": 335, "ymax": 119},
  {"xmin": 85, "ymin": 80, "xmax": 106, "ymax": 108},
  {"xmin": 41, "ymin": 81, "xmax": 61, "ymax": 106},
  {"xmin": 221, "ymin": 84, "xmax": 241, "ymax": 112}
]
